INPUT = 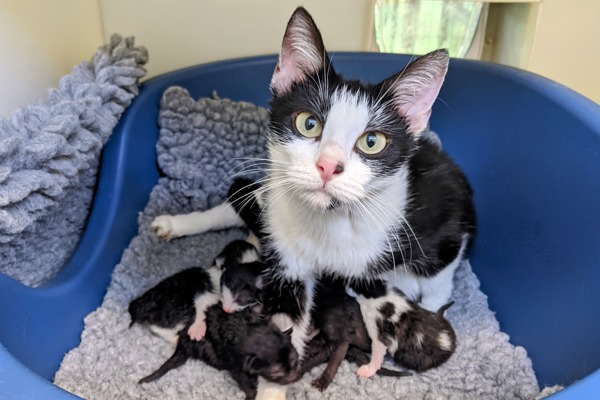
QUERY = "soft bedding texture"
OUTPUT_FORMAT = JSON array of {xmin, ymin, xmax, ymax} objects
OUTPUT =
[
  {"xmin": 54, "ymin": 87, "xmax": 542, "ymax": 399},
  {"xmin": 0, "ymin": 34, "xmax": 148, "ymax": 287}
]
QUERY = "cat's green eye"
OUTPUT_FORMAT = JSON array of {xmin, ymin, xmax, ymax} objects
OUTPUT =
[
  {"xmin": 356, "ymin": 131, "xmax": 388, "ymax": 155},
  {"xmin": 294, "ymin": 112, "xmax": 322, "ymax": 138}
]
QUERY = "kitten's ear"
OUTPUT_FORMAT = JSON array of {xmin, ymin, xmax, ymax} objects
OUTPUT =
[
  {"xmin": 270, "ymin": 7, "xmax": 330, "ymax": 96},
  {"xmin": 255, "ymin": 275, "xmax": 264, "ymax": 289},
  {"xmin": 383, "ymin": 49, "xmax": 449, "ymax": 136},
  {"xmin": 213, "ymin": 256, "xmax": 225, "ymax": 270},
  {"xmin": 243, "ymin": 354, "xmax": 257, "ymax": 373}
]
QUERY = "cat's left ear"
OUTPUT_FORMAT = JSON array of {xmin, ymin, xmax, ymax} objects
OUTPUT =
[
  {"xmin": 270, "ymin": 7, "xmax": 331, "ymax": 96},
  {"xmin": 383, "ymin": 49, "xmax": 449, "ymax": 136}
]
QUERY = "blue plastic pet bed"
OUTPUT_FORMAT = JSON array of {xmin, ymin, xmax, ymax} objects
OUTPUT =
[{"xmin": 1, "ymin": 52, "xmax": 600, "ymax": 399}]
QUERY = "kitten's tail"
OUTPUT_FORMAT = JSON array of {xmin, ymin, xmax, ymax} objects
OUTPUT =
[
  {"xmin": 138, "ymin": 346, "xmax": 188, "ymax": 384},
  {"xmin": 437, "ymin": 300, "xmax": 455, "ymax": 317},
  {"xmin": 376, "ymin": 368, "xmax": 412, "ymax": 378}
]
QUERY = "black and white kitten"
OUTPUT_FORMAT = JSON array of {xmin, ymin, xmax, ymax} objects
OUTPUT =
[
  {"xmin": 152, "ymin": 6, "xmax": 475, "ymax": 378},
  {"xmin": 129, "ymin": 237, "xmax": 261, "ymax": 342},
  {"xmin": 347, "ymin": 281, "xmax": 456, "ymax": 378}
]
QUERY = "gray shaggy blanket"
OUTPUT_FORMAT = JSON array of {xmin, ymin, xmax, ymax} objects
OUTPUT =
[{"xmin": 0, "ymin": 34, "xmax": 148, "ymax": 287}]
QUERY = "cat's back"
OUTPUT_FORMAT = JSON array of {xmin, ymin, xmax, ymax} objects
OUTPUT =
[
  {"xmin": 404, "ymin": 137, "xmax": 477, "ymax": 249},
  {"xmin": 129, "ymin": 267, "xmax": 212, "ymax": 326},
  {"xmin": 408, "ymin": 137, "xmax": 473, "ymax": 205}
]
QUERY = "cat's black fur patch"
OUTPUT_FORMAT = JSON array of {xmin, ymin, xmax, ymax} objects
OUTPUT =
[
  {"xmin": 228, "ymin": 178, "xmax": 265, "ymax": 239},
  {"xmin": 258, "ymin": 263, "xmax": 307, "ymax": 323}
]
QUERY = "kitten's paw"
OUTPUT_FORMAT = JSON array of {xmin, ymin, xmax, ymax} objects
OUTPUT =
[
  {"xmin": 151, "ymin": 215, "xmax": 177, "ymax": 241},
  {"xmin": 357, "ymin": 364, "xmax": 378, "ymax": 378},
  {"xmin": 255, "ymin": 386, "xmax": 286, "ymax": 400},
  {"xmin": 187, "ymin": 320, "xmax": 207, "ymax": 341},
  {"xmin": 311, "ymin": 376, "xmax": 330, "ymax": 392}
]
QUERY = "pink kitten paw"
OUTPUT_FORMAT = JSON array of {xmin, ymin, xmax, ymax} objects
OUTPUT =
[
  {"xmin": 357, "ymin": 364, "xmax": 378, "ymax": 378},
  {"xmin": 187, "ymin": 321, "xmax": 206, "ymax": 341}
]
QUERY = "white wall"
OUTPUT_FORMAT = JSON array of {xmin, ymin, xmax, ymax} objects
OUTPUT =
[
  {"xmin": 0, "ymin": 0, "xmax": 103, "ymax": 117},
  {"xmin": 527, "ymin": 0, "xmax": 600, "ymax": 104},
  {"xmin": 98, "ymin": 0, "xmax": 374, "ymax": 79},
  {"xmin": 0, "ymin": 0, "xmax": 599, "ymax": 118}
]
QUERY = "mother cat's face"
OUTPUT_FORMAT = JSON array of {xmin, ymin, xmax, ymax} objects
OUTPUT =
[
  {"xmin": 265, "ymin": 9, "xmax": 448, "ymax": 212},
  {"xmin": 268, "ymin": 78, "xmax": 415, "ymax": 211}
]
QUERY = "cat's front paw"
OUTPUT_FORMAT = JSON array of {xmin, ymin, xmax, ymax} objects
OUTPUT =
[
  {"xmin": 357, "ymin": 363, "xmax": 379, "ymax": 378},
  {"xmin": 311, "ymin": 376, "xmax": 331, "ymax": 392},
  {"xmin": 187, "ymin": 320, "xmax": 207, "ymax": 341},
  {"xmin": 151, "ymin": 215, "xmax": 178, "ymax": 241}
]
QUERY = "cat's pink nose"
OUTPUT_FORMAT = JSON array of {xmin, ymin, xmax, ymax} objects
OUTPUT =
[{"xmin": 316, "ymin": 156, "xmax": 344, "ymax": 185}]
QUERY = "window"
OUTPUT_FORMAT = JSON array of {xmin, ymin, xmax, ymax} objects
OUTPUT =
[{"xmin": 374, "ymin": 0, "xmax": 484, "ymax": 58}]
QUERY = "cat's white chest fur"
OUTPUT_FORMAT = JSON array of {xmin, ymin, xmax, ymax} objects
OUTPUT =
[{"xmin": 265, "ymin": 167, "xmax": 410, "ymax": 280}]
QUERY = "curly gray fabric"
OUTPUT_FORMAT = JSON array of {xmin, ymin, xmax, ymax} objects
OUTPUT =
[
  {"xmin": 55, "ymin": 88, "xmax": 543, "ymax": 399},
  {"xmin": 0, "ymin": 34, "xmax": 148, "ymax": 287}
]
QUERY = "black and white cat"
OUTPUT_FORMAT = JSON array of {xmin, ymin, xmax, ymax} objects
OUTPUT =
[{"xmin": 152, "ymin": 6, "xmax": 475, "ymax": 384}]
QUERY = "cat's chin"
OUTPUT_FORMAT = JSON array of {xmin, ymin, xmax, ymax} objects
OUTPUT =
[{"xmin": 300, "ymin": 190, "xmax": 339, "ymax": 211}]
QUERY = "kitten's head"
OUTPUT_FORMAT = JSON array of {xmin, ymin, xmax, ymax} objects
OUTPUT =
[
  {"xmin": 240, "ymin": 324, "xmax": 301, "ymax": 384},
  {"xmin": 220, "ymin": 261, "xmax": 265, "ymax": 314},
  {"xmin": 268, "ymin": 7, "xmax": 449, "ymax": 211}
]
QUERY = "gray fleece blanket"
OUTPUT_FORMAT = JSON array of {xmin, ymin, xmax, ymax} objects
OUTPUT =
[
  {"xmin": 0, "ymin": 34, "xmax": 148, "ymax": 287},
  {"xmin": 54, "ymin": 87, "xmax": 543, "ymax": 399}
]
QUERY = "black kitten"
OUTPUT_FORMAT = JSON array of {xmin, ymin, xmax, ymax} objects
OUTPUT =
[{"xmin": 139, "ymin": 305, "xmax": 300, "ymax": 400}]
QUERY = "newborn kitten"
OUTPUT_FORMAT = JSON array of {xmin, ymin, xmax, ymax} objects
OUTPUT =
[
  {"xmin": 129, "ymin": 239, "xmax": 259, "ymax": 342},
  {"xmin": 348, "ymin": 281, "xmax": 456, "ymax": 377},
  {"xmin": 302, "ymin": 279, "xmax": 411, "ymax": 391},
  {"xmin": 139, "ymin": 305, "xmax": 300, "ymax": 400},
  {"xmin": 218, "ymin": 239, "xmax": 266, "ymax": 314},
  {"xmin": 128, "ymin": 266, "xmax": 220, "ymax": 343}
]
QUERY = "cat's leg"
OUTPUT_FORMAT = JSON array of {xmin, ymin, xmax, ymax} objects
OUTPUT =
[
  {"xmin": 263, "ymin": 272, "xmax": 315, "ymax": 359},
  {"xmin": 254, "ymin": 275, "xmax": 315, "ymax": 399},
  {"xmin": 188, "ymin": 267, "xmax": 221, "ymax": 340},
  {"xmin": 417, "ymin": 236, "xmax": 468, "ymax": 311},
  {"xmin": 152, "ymin": 201, "xmax": 245, "ymax": 241},
  {"xmin": 346, "ymin": 284, "xmax": 389, "ymax": 378},
  {"xmin": 357, "ymin": 340, "xmax": 387, "ymax": 378},
  {"xmin": 312, "ymin": 341, "xmax": 349, "ymax": 391}
]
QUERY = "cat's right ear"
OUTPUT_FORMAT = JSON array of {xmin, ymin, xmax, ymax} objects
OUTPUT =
[
  {"xmin": 270, "ymin": 7, "xmax": 330, "ymax": 96},
  {"xmin": 382, "ymin": 49, "xmax": 450, "ymax": 136}
]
